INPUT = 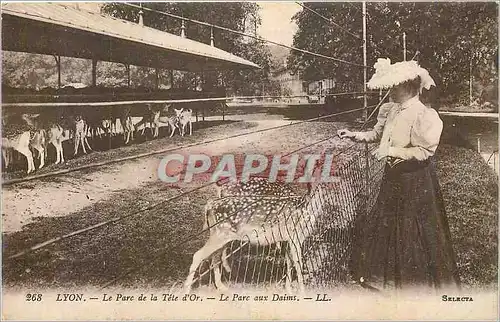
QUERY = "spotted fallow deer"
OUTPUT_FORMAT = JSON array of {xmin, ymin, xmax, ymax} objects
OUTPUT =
[
  {"xmin": 184, "ymin": 152, "xmax": 332, "ymax": 293},
  {"xmin": 2, "ymin": 131, "xmax": 35, "ymax": 174},
  {"xmin": 73, "ymin": 115, "xmax": 92, "ymax": 155},
  {"xmin": 2, "ymin": 114, "xmax": 36, "ymax": 174},
  {"xmin": 177, "ymin": 108, "xmax": 193, "ymax": 137},
  {"xmin": 207, "ymin": 177, "xmax": 302, "ymax": 291}
]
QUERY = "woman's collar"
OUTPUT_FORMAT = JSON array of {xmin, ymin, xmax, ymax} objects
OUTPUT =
[{"xmin": 400, "ymin": 95, "xmax": 420, "ymax": 109}]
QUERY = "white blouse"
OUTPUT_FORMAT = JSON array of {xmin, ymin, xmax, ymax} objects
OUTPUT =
[{"xmin": 352, "ymin": 95, "xmax": 443, "ymax": 161}]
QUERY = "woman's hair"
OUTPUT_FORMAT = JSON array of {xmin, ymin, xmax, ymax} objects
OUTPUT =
[{"xmin": 399, "ymin": 76, "xmax": 421, "ymax": 96}]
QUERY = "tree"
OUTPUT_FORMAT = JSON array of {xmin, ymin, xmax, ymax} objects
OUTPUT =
[{"xmin": 289, "ymin": 2, "xmax": 498, "ymax": 105}]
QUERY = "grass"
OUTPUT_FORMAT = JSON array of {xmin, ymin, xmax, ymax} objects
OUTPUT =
[{"xmin": 434, "ymin": 144, "xmax": 498, "ymax": 287}]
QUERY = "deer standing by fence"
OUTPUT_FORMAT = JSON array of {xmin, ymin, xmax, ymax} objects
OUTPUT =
[
  {"xmin": 183, "ymin": 152, "xmax": 331, "ymax": 293},
  {"xmin": 207, "ymin": 177, "xmax": 303, "ymax": 290}
]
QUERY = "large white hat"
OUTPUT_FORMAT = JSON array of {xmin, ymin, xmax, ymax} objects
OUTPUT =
[{"xmin": 367, "ymin": 58, "xmax": 436, "ymax": 92}]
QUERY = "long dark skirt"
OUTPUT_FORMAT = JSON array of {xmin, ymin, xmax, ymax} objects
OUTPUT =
[{"xmin": 350, "ymin": 157, "xmax": 461, "ymax": 289}]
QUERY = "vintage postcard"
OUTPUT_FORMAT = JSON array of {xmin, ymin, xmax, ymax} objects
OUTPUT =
[{"xmin": 1, "ymin": 1, "xmax": 498, "ymax": 320}]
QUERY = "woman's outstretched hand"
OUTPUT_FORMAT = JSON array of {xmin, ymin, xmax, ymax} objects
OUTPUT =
[
  {"xmin": 372, "ymin": 147, "xmax": 388, "ymax": 160},
  {"xmin": 338, "ymin": 129, "xmax": 355, "ymax": 139}
]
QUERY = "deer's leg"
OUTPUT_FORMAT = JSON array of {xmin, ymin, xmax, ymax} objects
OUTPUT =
[
  {"xmin": 54, "ymin": 138, "xmax": 65, "ymax": 164},
  {"xmin": 288, "ymin": 242, "xmax": 305, "ymax": 292},
  {"xmin": 40, "ymin": 147, "xmax": 46, "ymax": 168},
  {"xmin": 51, "ymin": 140, "xmax": 59, "ymax": 164},
  {"xmin": 135, "ymin": 117, "xmax": 146, "ymax": 135},
  {"xmin": 152, "ymin": 120, "xmax": 159, "ymax": 138},
  {"xmin": 211, "ymin": 249, "xmax": 228, "ymax": 291},
  {"xmin": 55, "ymin": 142, "xmax": 61, "ymax": 164},
  {"xmin": 221, "ymin": 246, "xmax": 232, "ymax": 273},
  {"xmin": 2, "ymin": 149, "xmax": 7, "ymax": 169},
  {"xmin": 80, "ymin": 134, "xmax": 87, "ymax": 154},
  {"xmin": 284, "ymin": 244, "xmax": 293, "ymax": 292},
  {"xmin": 35, "ymin": 145, "xmax": 45, "ymax": 169},
  {"xmin": 17, "ymin": 147, "xmax": 34, "ymax": 174},
  {"xmin": 74, "ymin": 133, "xmax": 80, "ymax": 156},
  {"xmin": 124, "ymin": 130, "xmax": 130, "ymax": 145},
  {"xmin": 84, "ymin": 135, "xmax": 92, "ymax": 152},
  {"xmin": 188, "ymin": 121, "xmax": 192, "ymax": 136},
  {"xmin": 2, "ymin": 148, "xmax": 10, "ymax": 169},
  {"xmin": 84, "ymin": 125, "xmax": 92, "ymax": 152},
  {"xmin": 59, "ymin": 139, "xmax": 65, "ymax": 164},
  {"xmin": 169, "ymin": 123, "xmax": 176, "ymax": 138},
  {"xmin": 184, "ymin": 236, "xmax": 231, "ymax": 292}
]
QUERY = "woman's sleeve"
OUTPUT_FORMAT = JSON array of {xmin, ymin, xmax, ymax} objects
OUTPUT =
[
  {"xmin": 388, "ymin": 108, "xmax": 443, "ymax": 161},
  {"xmin": 352, "ymin": 102, "xmax": 394, "ymax": 143}
]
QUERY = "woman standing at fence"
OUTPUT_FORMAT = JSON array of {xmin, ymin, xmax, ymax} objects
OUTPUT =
[{"xmin": 338, "ymin": 58, "xmax": 461, "ymax": 290}]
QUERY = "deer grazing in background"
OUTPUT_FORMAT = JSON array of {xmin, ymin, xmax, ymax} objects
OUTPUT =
[
  {"xmin": 1, "ymin": 130, "xmax": 35, "ymax": 174},
  {"xmin": 29, "ymin": 128, "xmax": 46, "ymax": 169},
  {"xmin": 46, "ymin": 123, "xmax": 67, "ymax": 164},
  {"xmin": 155, "ymin": 105, "xmax": 183, "ymax": 138},
  {"xmin": 183, "ymin": 152, "xmax": 331, "ymax": 293},
  {"xmin": 178, "ymin": 108, "xmax": 193, "ymax": 137},
  {"xmin": 135, "ymin": 104, "xmax": 161, "ymax": 138},
  {"xmin": 18, "ymin": 113, "xmax": 46, "ymax": 170},
  {"xmin": 73, "ymin": 115, "xmax": 92, "ymax": 155},
  {"xmin": 111, "ymin": 105, "xmax": 135, "ymax": 145},
  {"xmin": 87, "ymin": 118, "xmax": 115, "ymax": 139},
  {"xmin": 19, "ymin": 113, "xmax": 69, "ymax": 166},
  {"xmin": 121, "ymin": 114, "xmax": 135, "ymax": 144}
]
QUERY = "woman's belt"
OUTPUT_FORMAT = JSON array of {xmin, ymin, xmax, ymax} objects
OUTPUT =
[{"xmin": 386, "ymin": 157, "xmax": 431, "ymax": 173}]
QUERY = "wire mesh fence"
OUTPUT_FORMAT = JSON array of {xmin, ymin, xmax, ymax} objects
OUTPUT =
[{"xmin": 185, "ymin": 144, "xmax": 386, "ymax": 291}]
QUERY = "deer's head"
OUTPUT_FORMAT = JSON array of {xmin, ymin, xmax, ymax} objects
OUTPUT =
[{"xmin": 174, "ymin": 108, "xmax": 184, "ymax": 116}]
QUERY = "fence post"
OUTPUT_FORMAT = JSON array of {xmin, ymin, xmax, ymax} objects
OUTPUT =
[
  {"xmin": 362, "ymin": 2, "xmax": 370, "ymax": 216},
  {"xmin": 469, "ymin": 58, "xmax": 473, "ymax": 106},
  {"xmin": 92, "ymin": 58, "xmax": 98, "ymax": 87}
]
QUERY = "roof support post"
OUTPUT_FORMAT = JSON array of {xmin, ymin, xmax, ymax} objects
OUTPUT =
[
  {"xmin": 139, "ymin": 3, "xmax": 144, "ymax": 26},
  {"xmin": 92, "ymin": 58, "xmax": 98, "ymax": 87},
  {"xmin": 53, "ymin": 55, "xmax": 61, "ymax": 89},
  {"xmin": 155, "ymin": 68, "xmax": 160, "ymax": 89},
  {"xmin": 170, "ymin": 70, "xmax": 174, "ymax": 89},
  {"xmin": 181, "ymin": 19, "xmax": 186, "ymax": 38},
  {"xmin": 200, "ymin": 69, "xmax": 205, "ymax": 92},
  {"xmin": 125, "ymin": 64, "xmax": 131, "ymax": 88}
]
